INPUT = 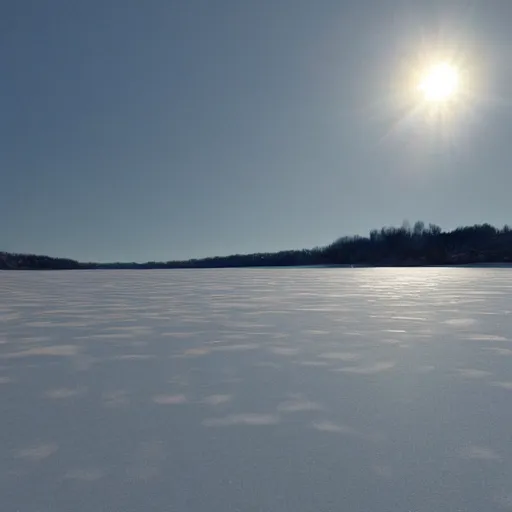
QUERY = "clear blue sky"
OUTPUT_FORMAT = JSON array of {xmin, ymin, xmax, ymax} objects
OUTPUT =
[{"xmin": 2, "ymin": 0, "xmax": 511, "ymax": 262}]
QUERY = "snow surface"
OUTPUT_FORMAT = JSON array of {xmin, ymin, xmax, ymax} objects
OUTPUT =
[{"xmin": 1, "ymin": 267, "xmax": 512, "ymax": 512}]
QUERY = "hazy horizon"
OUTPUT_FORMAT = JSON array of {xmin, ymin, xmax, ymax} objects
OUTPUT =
[
  {"xmin": 4, "ymin": 219, "xmax": 511, "ymax": 265},
  {"xmin": 2, "ymin": 1, "xmax": 511, "ymax": 262}
]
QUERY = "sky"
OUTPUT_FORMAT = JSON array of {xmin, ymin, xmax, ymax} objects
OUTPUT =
[{"xmin": 2, "ymin": 0, "xmax": 512, "ymax": 263}]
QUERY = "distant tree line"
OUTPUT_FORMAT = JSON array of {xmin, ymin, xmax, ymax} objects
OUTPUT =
[
  {"xmin": 2, "ymin": 221, "xmax": 512, "ymax": 270},
  {"xmin": 162, "ymin": 222, "xmax": 512, "ymax": 268},
  {"xmin": 320, "ymin": 221, "xmax": 512, "ymax": 266},
  {"xmin": 0, "ymin": 252, "xmax": 81, "ymax": 270}
]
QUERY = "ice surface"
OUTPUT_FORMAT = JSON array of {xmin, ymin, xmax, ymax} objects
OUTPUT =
[{"xmin": 1, "ymin": 267, "xmax": 512, "ymax": 511}]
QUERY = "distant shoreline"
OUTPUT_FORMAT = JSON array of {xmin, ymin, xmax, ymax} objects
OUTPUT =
[
  {"xmin": 3, "ymin": 221, "xmax": 511, "ymax": 270},
  {"xmin": 3, "ymin": 263, "xmax": 512, "ymax": 271}
]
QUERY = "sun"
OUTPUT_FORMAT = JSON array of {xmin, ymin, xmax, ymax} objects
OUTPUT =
[
  {"xmin": 384, "ymin": 42, "xmax": 480, "ymax": 144},
  {"xmin": 418, "ymin": 62, "xmax": 460, "ymax": 103}
]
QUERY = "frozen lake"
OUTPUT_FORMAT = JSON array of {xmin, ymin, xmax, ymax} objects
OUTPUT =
[{"xmin": 1, "ymin": 268, "xmax": 512, "ymax": 512}]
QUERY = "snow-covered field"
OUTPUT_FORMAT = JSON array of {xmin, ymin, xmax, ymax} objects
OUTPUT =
[{"xmin": 1, "ymin": 268, "xmax": 512, "ymax": 512}]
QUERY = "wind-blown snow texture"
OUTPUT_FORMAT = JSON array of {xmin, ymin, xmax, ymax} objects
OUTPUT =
[{"xmin": 1, "ymin": 268, "xmax": 512, "ymax": 512}]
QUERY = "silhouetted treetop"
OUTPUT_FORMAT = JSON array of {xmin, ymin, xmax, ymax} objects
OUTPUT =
[{"xmin": 2, "ymin": 221, "xmax": 512, "ymax": 269}]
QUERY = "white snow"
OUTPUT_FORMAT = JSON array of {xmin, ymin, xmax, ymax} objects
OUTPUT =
[{"xmin": 1, "ymin": 267, "xmax": 512, "ymax": 511}]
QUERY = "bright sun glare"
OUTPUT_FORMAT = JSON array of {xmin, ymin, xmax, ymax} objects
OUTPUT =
[
  {"xmin": 418, "ymin": 62, "xmax": 460, "ymax": 103},
  {"xmin": 386, "ymin": 42, "xmax": 480, "ymax": 144}
]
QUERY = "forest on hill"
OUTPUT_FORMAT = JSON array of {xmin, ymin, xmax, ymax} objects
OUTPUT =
[{"xmin": 2, "ymin": 222, "xmax": 512, "ymax": 270}]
